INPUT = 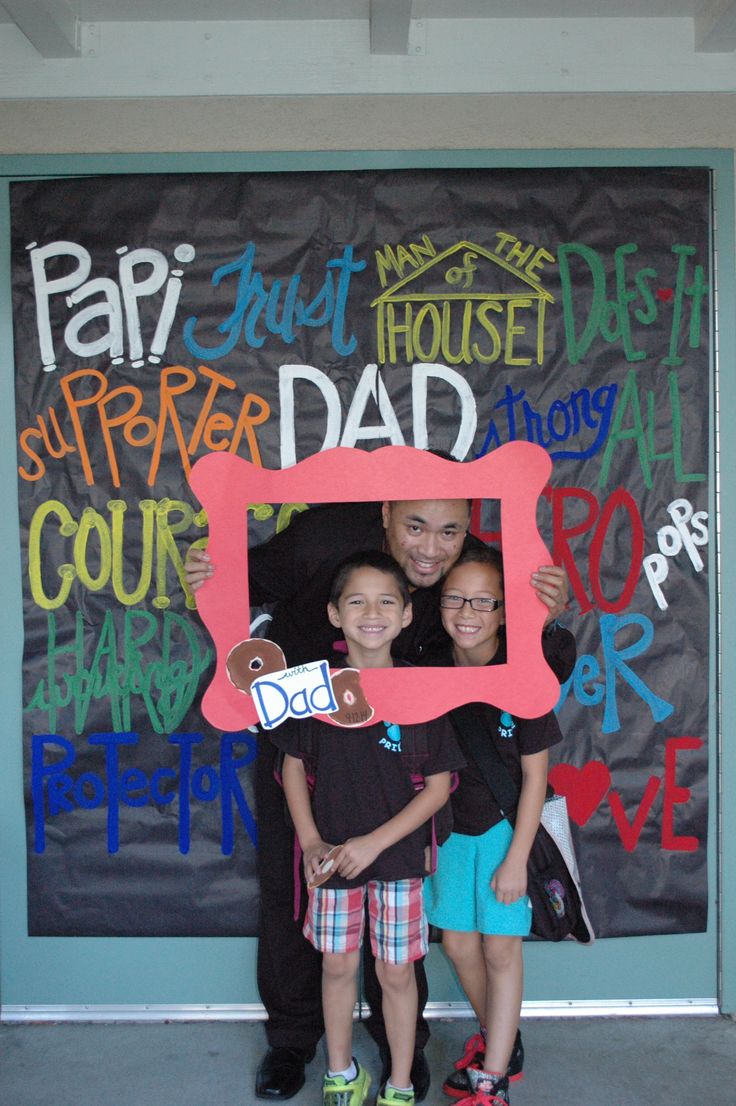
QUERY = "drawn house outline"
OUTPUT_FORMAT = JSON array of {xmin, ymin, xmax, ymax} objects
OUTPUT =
[{"xmin": 370, "ymin": 239, "xmax": 554, "ymax": 365}]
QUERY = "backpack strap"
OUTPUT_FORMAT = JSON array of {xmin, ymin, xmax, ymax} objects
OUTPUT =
[
  {"xmin": 449, "ymin": 703, "xmax": 519, "ymax": 817},
  {"xmin": 449, "ymin": 703, "xmax": 554, "ymax": 824}
]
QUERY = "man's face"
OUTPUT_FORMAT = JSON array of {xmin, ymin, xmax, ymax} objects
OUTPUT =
[{"xmin": 381, "ymin": 499, "xmax": 470, "ymax": 589}]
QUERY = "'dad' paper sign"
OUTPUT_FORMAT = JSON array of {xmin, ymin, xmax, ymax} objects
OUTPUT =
[{"xmin": 251, "ymin": 661, "xmax": 338, "ymax": 731}]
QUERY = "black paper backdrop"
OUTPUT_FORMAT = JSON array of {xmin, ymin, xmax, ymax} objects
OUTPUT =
[{"xmin": 11, "ymin": 167, "xmax": 710, "ymax": 936}]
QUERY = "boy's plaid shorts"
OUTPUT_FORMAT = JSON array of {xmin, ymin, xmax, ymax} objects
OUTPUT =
[{"xmin": 304, "ymin": 877, "xmax": 427, "ymax": 963}]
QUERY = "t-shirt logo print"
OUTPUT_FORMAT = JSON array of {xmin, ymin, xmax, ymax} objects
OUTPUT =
[
  {"xmin": 379, "ymin": 722, "xmax": 402, "ymax": 752},
  {"xmin": 498, "ymin": 711, "xmax": 516, "ymax": 740}
]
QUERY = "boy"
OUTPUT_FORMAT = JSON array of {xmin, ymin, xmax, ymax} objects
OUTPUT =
[
  {"xmin": 425, "ymin": 546, "xmax": 563, "ymax": 1106},
  {"xmin": 271, "ymin": 550, "xmax": 464, "ymax": 1106}
]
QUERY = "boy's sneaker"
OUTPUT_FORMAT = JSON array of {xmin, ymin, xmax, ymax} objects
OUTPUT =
[
  {"xmin": 376, "ymin": 1083, "xmax": 416, "ymax": 1106},
  {"xmin": 442, "ymin": 1029, "xmax": 523, "ymax": 1098},
  {"xmin": 322, "ymin": 1060, "xmax": 371, "ymax": 1106},
  {"xmin": 456, "ymin": 1072, "xmax": 510, "ymax": 1106}
]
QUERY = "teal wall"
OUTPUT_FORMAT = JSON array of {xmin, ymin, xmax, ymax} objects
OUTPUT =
[{"xmin": 1, "ymin": 148, "xmax": 732, "ymax": 1015}]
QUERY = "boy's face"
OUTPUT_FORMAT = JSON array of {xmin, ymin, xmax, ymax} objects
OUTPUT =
[
  {"xmin": 328, "ymin": 566, "xmax": 412, "ymax": 657},
  {"xmin": 381, "ymin": 499, "xmax": 470, "ymax": 589},
  {"xmin": 440, "ymin": 561, "xmax": 505, "ymax": 661}
]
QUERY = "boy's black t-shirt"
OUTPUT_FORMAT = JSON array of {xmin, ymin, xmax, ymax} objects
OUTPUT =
[{"xmin": 270, "ymin": 710, "xmax": 465, "ymax": 889}]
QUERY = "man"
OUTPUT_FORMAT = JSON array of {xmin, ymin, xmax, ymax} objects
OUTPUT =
[{"xmin": 185, "ymin": 497, "xmax": 573, "ymax": 1101}]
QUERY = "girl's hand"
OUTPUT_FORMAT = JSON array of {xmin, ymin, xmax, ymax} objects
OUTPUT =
[
  {"xmin": 491, "ymin": 856, "xmax": 528, "ymax": 905},
  {"xmin": 336, "ymin": 834, "xmax": 381, "ymax": 881}
]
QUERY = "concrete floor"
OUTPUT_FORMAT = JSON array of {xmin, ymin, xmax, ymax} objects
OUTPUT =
[{"xmin": 1, "ymin": 1015, "xmax": 736, "ymax": 1106}]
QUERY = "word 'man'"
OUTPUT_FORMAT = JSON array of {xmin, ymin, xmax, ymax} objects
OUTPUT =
[
  {"xmin": 373, "ymin": 234, "xmax": 555, "ymax": 368},
  {"xmin": 32, "ymin": 731, "xmax": 257, "ymax": 855},
  {"xmin": 375, "ymin": 232, "xmax": 554, "ymax": 288},
  {"xmin": 27, "ymin": 239, "xmax": 194, "ymax": 372}
]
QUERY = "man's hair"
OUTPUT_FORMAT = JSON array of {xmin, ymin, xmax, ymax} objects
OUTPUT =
[
  {"xmin": 328, "ymin": 550, "xmax": 412, "ymax": 607},
  {"xmin": 446, "ymin": 544, "xmax": 504, "ymax": 588}
]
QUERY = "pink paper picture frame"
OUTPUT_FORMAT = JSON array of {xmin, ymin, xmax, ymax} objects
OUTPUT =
[{"xmin": 189, "ymin": 442, "xmax": 560, "ymax": 731}]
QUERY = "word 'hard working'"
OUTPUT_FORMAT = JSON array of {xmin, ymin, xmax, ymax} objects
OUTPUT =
[
  {"xmin": 32, "ymin": 731, "xmax": 257, "ymax": 855},
  {"xmin": 25, "ymin": 609, "xmax": 212, "ymax": 735}
]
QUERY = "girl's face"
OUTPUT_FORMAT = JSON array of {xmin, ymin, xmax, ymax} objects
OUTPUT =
[{"xmin": 441, "ymin": 561, "xmax": 505, "ymax": 665}]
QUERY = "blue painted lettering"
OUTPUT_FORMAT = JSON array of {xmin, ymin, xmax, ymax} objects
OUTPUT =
[
  {"xmin": 476, "ymin": 382, "xmax": 618, "ymax": 462},
  {"xmin": 557, "ymin": 613, "xmax": 674, "ymax": 734},
  {"xmin": 31, "ymin": 731, "xmax": 258, "ymax": 855},
  {"xmin": 182, "ymin": 242, "xmax": 366, "ymax": 359}
]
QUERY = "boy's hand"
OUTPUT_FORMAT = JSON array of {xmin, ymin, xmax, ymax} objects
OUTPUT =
[
  {"xmin": 184, "ymin": 547, "xmax": 214, "ymax": 592},
  {"xmin": 530, "ymin": 564, "xmax": 569, "ymax": 625},
  {"xmin": 336, "ymin": 834, "xmax": 382, "ymax": 881},
  {"xmin": 491, "ymin": 855, "xmax": 528, "ymax": 905},
  {"xmin": 302, "ymin": 839, "xmax": 335, "ymax": 884}
]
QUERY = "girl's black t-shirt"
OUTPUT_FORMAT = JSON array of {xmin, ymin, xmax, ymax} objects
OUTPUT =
[{"xmin": 448, "ymin": 649, "xmax": 563, "ymax": 836}]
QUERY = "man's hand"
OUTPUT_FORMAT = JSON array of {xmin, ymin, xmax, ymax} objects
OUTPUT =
[
  {"xmin": 184, "ymin": 547, "xmax": 214, "ymax": 593},
  {"xmin": 531, "ymin": 564, "xmax": 569, "ymax": 625}
]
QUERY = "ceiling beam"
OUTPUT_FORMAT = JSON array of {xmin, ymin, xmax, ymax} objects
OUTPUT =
[
  {"xmin": 694, "ymin": 0, "xmax": 736, "ymax": 52},
  {"xmin": 3, "ymin": 0, "xmax": 80, "ymax": 58},
  {"xmin": 370, "ymin": 0, "xmax": 413, "ymax": 55}
]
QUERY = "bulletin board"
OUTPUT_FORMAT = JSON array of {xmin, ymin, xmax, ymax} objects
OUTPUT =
[{"xmin": 9, "ymin": 164, "xmax": 711, "ymax": 944}]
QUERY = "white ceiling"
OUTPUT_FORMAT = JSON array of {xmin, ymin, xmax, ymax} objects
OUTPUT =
[
  {"xmin": 1, "ymin": 0, "xmax": 735, "ymax": 100},
  {"xmin": 1, "ymin": 1, "xmax": 735, "ymax": 54},
  {"xmin": 0, "ymin": 2, "xmax": 726, "ymax": 22}
]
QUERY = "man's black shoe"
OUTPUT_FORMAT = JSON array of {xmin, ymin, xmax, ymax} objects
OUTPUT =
[
  {"xmin": 379, "ymin": 1045, "xmax": 431, "ymax": 1102},
  {"xmin": 255, "ymin": 1046, "xmax": 308, "ymax": 1100}
]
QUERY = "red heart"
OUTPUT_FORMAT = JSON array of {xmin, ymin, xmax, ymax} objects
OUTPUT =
[
  {"xmin": 548, "ymin": 760, "xmax": 612, "ymax": 826},
  {"xmin": 656, "ymin": 287, "xmax": 674, "ymax": 303}
]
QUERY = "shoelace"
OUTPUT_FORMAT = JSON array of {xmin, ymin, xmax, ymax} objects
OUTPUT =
[
  {"xmin": 324, "ymin": 1091, "xmax": 355, "ymax": 1106},
  {"xmin": 454, "ymin": 1032, "xmax": 485, "ymax": 1071},
  {"xmin": 324, "ymin": 1077, "xmax": 364, "ymax": 1106},
  {"xmin": 465, "ymin": 1092, "xmax": 508, "ymax": 1106}
]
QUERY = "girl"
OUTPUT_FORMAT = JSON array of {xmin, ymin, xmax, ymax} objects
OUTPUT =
[{"xmin": 425, "ymin": 546, "xmax": 563, "ymax": 1106}]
